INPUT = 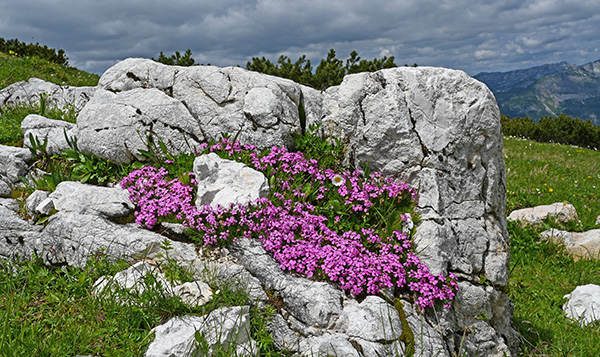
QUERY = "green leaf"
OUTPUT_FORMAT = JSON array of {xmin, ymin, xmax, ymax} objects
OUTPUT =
[{"xmin": 329, "ymin": 199, "xmax": 342, "ymax": 212}]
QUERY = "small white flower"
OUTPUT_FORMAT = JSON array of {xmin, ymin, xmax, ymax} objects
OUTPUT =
[{"xmin": 331, "ymin": 174, "xmax": 345, "ymax": 187}]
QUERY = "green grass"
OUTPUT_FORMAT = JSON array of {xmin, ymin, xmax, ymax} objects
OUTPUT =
[
  {"xmin": 0, "ymin": 252, "xmax": 283, "ymax": 356},
  {"xmin": 505, "ymin": 136, "xmax": 600, "ymax": 355},
  {"xmin": 0, "ymin": 52, "xmax": 99, "ymax": 90},
  {"xmin": 0, "ymin": 97, "xmax": 79, "ymax": 146},
  {"xmin": 0, "ymin": 256, "xmax": 159, "ymax": 356},
  {"xmin": 504, "ymin": 136, "xmax": 600, "ymax": 229}
]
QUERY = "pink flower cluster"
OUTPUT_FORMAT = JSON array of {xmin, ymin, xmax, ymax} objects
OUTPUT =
[{"xmin": 120, "ymin": 138, "xmax": 458, "ymax": 309}]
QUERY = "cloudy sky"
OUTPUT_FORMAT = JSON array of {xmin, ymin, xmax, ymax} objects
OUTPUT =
[{"xmin": 2, "ymin": 0, "xmax": 599, "ymax": 76}]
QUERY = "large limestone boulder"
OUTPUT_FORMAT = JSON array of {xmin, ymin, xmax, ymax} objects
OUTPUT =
[
  {"xmin": 74, "ymin": 58, "xmax": 322, "ymax": 163},
  {"xmin": 322, "ymin": 67, "xmax": 516, "ymax": 354},
  {"xmin": 73, "ymin": 87, "xmax": 204, "ymax": 163}
]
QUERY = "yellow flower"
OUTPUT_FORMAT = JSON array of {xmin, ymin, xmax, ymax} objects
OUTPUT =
[
  {"xmin": 544, "ymin": 183, "xmax": 547, "ymax": 186},
  {"xmin": 549, "ymin": 188, "xmax": 553, "ymax": 192}
]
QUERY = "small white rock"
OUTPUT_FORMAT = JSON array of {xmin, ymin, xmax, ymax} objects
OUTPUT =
[
  {"xmin": 563, "ymin": 284, "xmax": 600, "ymax": 325},
  {"xmin": 173, "ymin": 281, "xmax": 213, "ymax": 307}
]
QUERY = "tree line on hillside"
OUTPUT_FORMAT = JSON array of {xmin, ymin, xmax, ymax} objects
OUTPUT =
[
  {"xmin": 501, "ymin": 114, "xmax": 600, "ymax": 150},
  {"xmin": 0, "ymin": 37, "xmax": 69, "ymax": 66},
  {"xmin": 245, "ymin": 49, "xmax": 414, "ymax": 90},
  {"xmin": 153, "ymin": 48, "xmax": 417, "ymax": 90}
]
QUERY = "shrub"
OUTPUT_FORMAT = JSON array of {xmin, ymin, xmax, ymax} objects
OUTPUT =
[
  {"xmin": 152, "ymin": 49, "xmax": 195, "ymax": 66},
  {"xmin": 0, "ymin": 37, "xmax": 68, "ymax": 66},
  {"xmin": 246, "ymin": 49, "xmax": 403, "ymax": 90},
  {"xmin": 501, "ymin": 114, "xmax": 600, "ymax": 150}
]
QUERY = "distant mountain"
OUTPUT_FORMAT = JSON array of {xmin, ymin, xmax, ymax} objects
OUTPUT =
[{"xmin": 474, "ymin": 59, "xmax": 600, "ymax": 125}]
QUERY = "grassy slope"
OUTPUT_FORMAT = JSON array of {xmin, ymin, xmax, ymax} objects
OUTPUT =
[{"xmin": 0, "ymin": 52, "xmax": 99, "ymax": 90}]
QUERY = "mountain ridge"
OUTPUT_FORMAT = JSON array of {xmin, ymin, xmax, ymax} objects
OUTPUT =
[{"xmin": 474, "ymin": 59, "xmax": 600, "ymax": 125}]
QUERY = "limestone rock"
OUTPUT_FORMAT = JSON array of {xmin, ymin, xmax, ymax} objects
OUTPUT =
[
  {"xmin": 321, "ymin": 67, "xmax": 509, "ymax": 278},
  {"xmin": 541, "ymin": 228, "xmax": 600, "ymax": 260},
  {"xmin": 451, "ymin": 281, "xmax": 517, "ymax": 355},
  {"xmin": 0, "ymin": 181, "xmax": 11, "ymax": 197},
  {"xmin": 0, "ymin": 77, "xmax": 95, "ymax": 112},
  {"xmin": 24, "ymin": 190, "xmax": 49, "ymax": 216},
  {"xmin": 563, "ymin": 284, "xmax": 600, "ymax": 325},
  {"xmin": 21, "ymin": 114, "xmax": 75, "ymax": 155},
  {"xmin": 173, "ymin": 281, "xmax": 214, "ymax": 307},
  {"xmin": 93, "ymin": 260, "xmax": 174, "ymax": 298},
  {"xmin": 0, "ymin": 198, "xmax": 50, "ymax": 261},
  {"xmin": 319, "ymin": 66, "xmax": 515, "ymax": 354},
  {"xmin": 335, "ymin": 295, "xmax": 403, "ymax": 343},
  {"xmin": 83, "ymin": 58, "xmax": 322, "ymax": 163},
  {"xmin": 35, "ymin": 197, "xmax": 54, "ymax": 216},
  {"xmin": 193, "ymin": 153, "xmax": 269, "ymax": 209},
  {"xmin": 214, "ymin": 262, "xmax": 269, "ymax": 303},
  {"xmin": 229, "ymin": 238, "xmax": 343, "ymax": 329},
  {"xmin": 508, "ymin": 202, "xmax": 579, "ymax": 226},
  {"xmin": 173, "ymin": 64, "xmax": 315, "ymax": 148},
  {"xmin": 47, "ymin": 181, "xmax": 134, "ymax": 218},
  {"xmin": 74, "ymin": 87, "xmax": 204, "ymax": 163},
  {"xmin": 299, "ymin": 334, "xmax": 362, "ymax": 357},
  {"xmin": 98, "ymin": 57, "xmax": 178, "ymax": 93},
  {"xmin": 403, "ymin": 302, "xmax": 450, "ymax": 356},
  {"xmin": 40, "ymin": 211, "xmax": 200, "ymax": 268},
  {"xmin": 145, "ymin": 307, "xmax": 257, "ymax": 357},
  {"xmin": 0, "ymin": 144, "xmax": 33, "ymax": 184}
]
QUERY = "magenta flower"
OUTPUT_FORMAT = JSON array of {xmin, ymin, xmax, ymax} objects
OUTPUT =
[{"xmin": 120, "ymin": 137, "xmax": 457, "ymax": 310}]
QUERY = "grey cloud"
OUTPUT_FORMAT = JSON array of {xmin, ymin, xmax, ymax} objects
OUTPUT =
[{"xmin": 0, "ymin": 0, "xmax": 599, "ymax": 76}]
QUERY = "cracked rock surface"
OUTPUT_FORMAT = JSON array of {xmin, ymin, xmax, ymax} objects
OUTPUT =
[
  {"xmin": 0, "ymin": 77, "xmax": 95, "ymax": 112},
  {"xmin": 322, "ymin": 66, "xmax": 517, "ymax": 355},
  {"xmin": 74, "ymin": 86, "xmax": 204, "ymax": 163},
  {"xmin": 76, "ymin": 58, "xmax": 322, "ymax": 164},
  {"xmin": 21, "ymin": 114, "xmax": 76, "ymax": 156}
]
